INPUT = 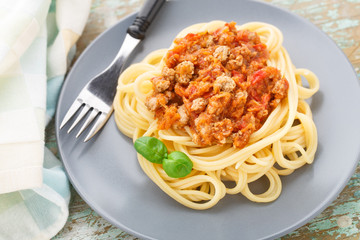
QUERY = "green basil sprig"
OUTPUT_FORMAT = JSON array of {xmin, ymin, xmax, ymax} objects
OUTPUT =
[
  {"xmin": 134, "ymin": 136, "xmax": 193, "ymax": 178},
  {"xmin": 134, "ymin": 136, "xmax": 167, "ymax": 164},
  {"xmin": 163, "ymin": 151, "xmax": 193, "ymax": 178}
]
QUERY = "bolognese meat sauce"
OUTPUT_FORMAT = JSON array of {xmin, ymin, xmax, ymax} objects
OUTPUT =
[{"xmin": 145, "ymin": 22, "xmax": 289, "ymax": 149}]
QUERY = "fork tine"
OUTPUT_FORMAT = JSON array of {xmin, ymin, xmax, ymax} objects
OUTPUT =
[
  {"xmin": 76, "ymin": 109, "xmax": 100, "ymax": 138},
  {"xmin": 83, "ymin": 112, "xmax": 108, "ymax": 142},
  {"xmin": 67, "ymin": 104, "xmax": 91, "ymax": 133},
  {"xmin": 60, "ymin": 100, "xmax": 83, "ymax": 129}
]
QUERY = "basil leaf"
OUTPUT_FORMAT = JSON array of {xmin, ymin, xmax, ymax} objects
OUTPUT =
[
  {"xmin": 163, "ymin": 151, "xmax": 193, "ymax": 178},
  {"xmin": 134, "ymin": 136, "xmax": 168, "ymax": 164}
]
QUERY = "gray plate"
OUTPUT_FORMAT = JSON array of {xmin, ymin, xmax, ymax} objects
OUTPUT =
[{"xmin": 55, "ymin": 0, "xmax": 360, "ymax": 239}]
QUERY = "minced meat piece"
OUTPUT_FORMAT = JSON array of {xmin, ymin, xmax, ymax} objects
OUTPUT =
[
  {"xmin": 151, "ymin": 76, "xmax": 171, "ymax": 93},
  {"xmin": 191, "ymin": 98, "xmax": 208, "ymax": 112},
  {"xmin": 145, "ymin": 94, "xmax": 168, "ymax": 111},
  {"xmin": 175, "ymin": 61, "xmax": 194, "ymax": 84},
  {"xmin": 206, "ymin": 92, "xmax": 232, "ymax": 115},
  {"xmin": 226, "ymin": 55, "xmax": 243, "ymax": 70},
  {"xmin": 162, "ymin": 66, "xmax": 176, "ymax": 82},
  {"xmin": 177, "ymin": 105, "xmax": 189, "ymax": 125},
  {"xmin": 212, "ymin": 118, "xmax": 233, "ymax": 144},
  {"xmin": 214, "ymin": 75, "xmax": 236, "ymax": 93},
  {"xmin": 213, "ymin": 46, "xmax": 230, "ymax": 63},
  {"xmin": 272, "ymin": 77, "xmax": 289, "ymax": 99}
]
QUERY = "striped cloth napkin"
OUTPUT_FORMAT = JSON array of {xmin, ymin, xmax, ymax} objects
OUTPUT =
[{"xmin": 0, "ymin": 0, "xmax": 91, "ymax": 239}]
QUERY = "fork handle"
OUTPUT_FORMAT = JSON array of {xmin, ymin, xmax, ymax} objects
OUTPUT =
[{"xmin": 127, "ymin": 0, "xmax": 166, "ymax": 40}]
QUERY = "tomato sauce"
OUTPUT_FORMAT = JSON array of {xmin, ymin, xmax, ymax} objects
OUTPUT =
[{"xmin": 145, "ymin": 22, "xmax": 289, "ymax": 148}]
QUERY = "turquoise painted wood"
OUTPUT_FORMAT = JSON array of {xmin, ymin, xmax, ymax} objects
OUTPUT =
[{"xmin": 51, "ymin": 0, "xmax": 360, "ymax": 239}]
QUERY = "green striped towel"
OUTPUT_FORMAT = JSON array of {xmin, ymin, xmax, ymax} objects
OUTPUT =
[{"xmin": 0, "ymin": 0, "xmax": 91, "ymax": 239}]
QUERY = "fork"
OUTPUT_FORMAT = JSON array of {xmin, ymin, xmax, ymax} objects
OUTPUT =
[{"xmin": 59, "ymin": 0, "xmax": 165, "ymax": 142}]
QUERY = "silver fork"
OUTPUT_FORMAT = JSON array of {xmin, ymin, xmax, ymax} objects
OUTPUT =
[{"xmin": 59, "ymin": 0, "xmax": 165, "ymax": 142}]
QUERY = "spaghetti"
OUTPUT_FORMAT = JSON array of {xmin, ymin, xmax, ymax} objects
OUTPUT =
[{"xmin": 113, "ymin": 21, "xmax": 319, "ymax": 210}]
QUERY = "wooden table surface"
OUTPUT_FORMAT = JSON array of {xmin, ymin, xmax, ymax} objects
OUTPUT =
[{"xmin": 51, "ymin": 0, "xmax": 360, "ymax": 239}]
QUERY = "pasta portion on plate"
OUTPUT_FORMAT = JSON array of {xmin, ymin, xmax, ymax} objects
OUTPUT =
[{"xmin": 113, "ymin": 21, "xmax": 319, "ymax": 210}]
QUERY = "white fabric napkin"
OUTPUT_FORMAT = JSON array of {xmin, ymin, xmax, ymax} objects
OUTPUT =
[{"xmin": 0, "ymin": 0, "xmax": 91, "ymax": 239}]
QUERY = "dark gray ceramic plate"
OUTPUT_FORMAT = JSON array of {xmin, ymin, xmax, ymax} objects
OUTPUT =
[{"xmin": 55, "ymin": 0, "xmax": 360, "ymax": 239}]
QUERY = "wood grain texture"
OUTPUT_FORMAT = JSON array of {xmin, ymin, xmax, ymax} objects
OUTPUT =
[{"xmin": 52, "ymin": 0, "xmax": 360, "ymax": 239}]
